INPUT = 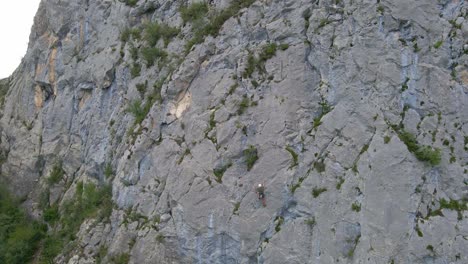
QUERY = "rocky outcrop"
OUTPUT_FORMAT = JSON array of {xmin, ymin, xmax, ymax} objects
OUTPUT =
[{"xmin": 0, "ymin": 0, "xmax": 467, "ymax": 263}]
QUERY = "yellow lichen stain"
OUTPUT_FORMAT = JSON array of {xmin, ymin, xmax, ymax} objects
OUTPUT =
[
  {"xmin": 49, "ymin": 48, "xmax": 57, "ymax": 95},
  {"xmin": 79, "ymin": 19, "xmax": 85, "ymax": 50},
  {"xmin": 201, "ymin": 60, "xmax": 210, "ymax": 69},
  {"xmin": 170, "ymin": 91, "xmax": 192, "ymax": 119},
  {"xmin": 459, "ymin": 70, "xmax": 468, "ymax": 85},
  {"xmin": 35, "ymin": 64, "xmax": 45, "ymax": 80},
  {"xmin": 79, "ymin": 91, "xmax": 92, "ymax": 111},
  {"xmin": 34, "ymin": 85, "xmax": 43, "ymax": 108}
]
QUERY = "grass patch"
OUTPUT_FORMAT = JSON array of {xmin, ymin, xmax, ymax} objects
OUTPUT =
[
  {"xmin": 130, "ymin": 63, "xmax": 141, "ymax": 78},
  {"xmin": 126, "ymin": 100, "xmax": 146, "ymax": 124},
  {"xmin": 237, "ymin": 95, "xmax": 251, "ymax": 115},
  {"xmin": 313, "ymin": 100, "xmax": 333, "ymax": 129},
  {"xmin": 439, "ymin": 198, "xmax": 467, "ymax": 220},
  {"xmin": 359, "ymin": 144, "xmax": 369, "ymax": 155},
  {"xmin": 144, "ymin": 22, "xmax": 179, "ymax": 47},
  {"xmin": 304, "ymin": 217, "xmax": 316, "ymax": 228},
  {"xmin": 243, "ymin": 145, "xmax": 258, "ymax": 171},
  {"xmin": 397, "ymin": 129, "xmax": 441, "ymax": 166},
  {"xmin": 233, "ymin": 202, "xmax": 240, "ymax": 215},
  {"xmin": 312, "ymin": 187, "xmax": 327, "ymax": 198},
  {"xmin": 415, "ymin": 224, "xmax": 423, "ymax": 237},
  {"xmin": 111, "ymin": 253, "xmax": 130, "ymax": 264},
  {"xmin": 136, "ymin": 81, "xmax": 147, "ymax": 97},
  {"xmin": 290, "ymin": 177, "xmax": 305, "ymax": 193},
  {"xmin": 155, "ymin": 234, "xmax": 165, "ymax": 243},
  {"xmin": 180, "ymin": 2, "xmax": 209, "ymax": 23},
  {"xmin": 336, "ymin": 177, "xmax": 345, "ymax": 190},
  {"xmin": 213, "ymin": 161, "xmax": 232, "ymax": 183},
  {"xmin": 433, "ymin": 40, "xmax": 443, "ymax": 49},
  {"xmin": 275, "ymin": 216, "xmax": 284, "ymax": 232},
  {"xmin": 242, "ymin": 43, "xmax": 278, "ymax": 78},
  {"xmin": 285, "ymin": 146, "xmax": 298, "ymax": 168},
  {"xmin": 318, "ymin": 18, "xmax": 331, "ymax": 29}
]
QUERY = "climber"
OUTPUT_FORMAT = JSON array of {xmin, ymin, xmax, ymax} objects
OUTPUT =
[{"xmin": 256, "ymin": 183, "xmax": 266, "ymax": 207}]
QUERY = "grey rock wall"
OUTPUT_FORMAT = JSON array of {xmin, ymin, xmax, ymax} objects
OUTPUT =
[{"xmin": 0, "ymin": 0, "xmax": 467, "ymax": 263}]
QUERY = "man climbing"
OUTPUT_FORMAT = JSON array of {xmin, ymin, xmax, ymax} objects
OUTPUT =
[{"xmin": 256, "ymin": 183, "xmax": 266, "ymax": 207}]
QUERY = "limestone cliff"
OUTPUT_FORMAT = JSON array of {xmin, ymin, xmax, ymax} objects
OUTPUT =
[{"xmin": 0, "ymin": 0, "xmax": 467, "ymax": 263}]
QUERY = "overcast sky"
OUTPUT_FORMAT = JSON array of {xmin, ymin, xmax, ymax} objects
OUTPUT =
[{"xmin": 0, "ymin": 1, "xmax": 41, "ymax": 79}]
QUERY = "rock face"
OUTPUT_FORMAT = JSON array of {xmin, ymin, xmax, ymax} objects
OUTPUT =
[{"xmin": 0, "ymin": 0, "xmax": 467, "ymax": 263}]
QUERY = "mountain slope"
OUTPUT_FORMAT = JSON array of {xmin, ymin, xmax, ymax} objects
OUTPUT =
[{"xmin": 0, "ymin": 0, "xmax": 467, "ymax": 263}]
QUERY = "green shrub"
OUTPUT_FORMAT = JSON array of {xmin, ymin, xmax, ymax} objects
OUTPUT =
[
  {"xmin": 141, "ymin": 47, "xmax": 167, "ymax": 67},
  {"xmin": 376, "ymin": 5, "xmax": 384, "ymax": 14},
  {"xmin": 243, "ymin": 145, "xmax": 258, "ymax": 171},
  {"xmin": 130, "ymin": 63, "xmax": 141, "ymax": 78},
  {"xmin": 351, "ymin": 202, "xmax": 361, "ymax": 212},
  {"xmin": 242, "ymin": 43, "xmax": 279, "ymax": 78},
  {"xmin": 312, "ymin": 187, "xmax": 327, "ymax": 198},
  {"xmin": 43, "ymin": 205, "xmax": 60, "ymax": 223},
  {"xmin": 384, "ymin": 136, "xmax": 391, "ymax": 144},
  {"xmin": 398, "ymin": 130, "xmax": 419, "ymax": 152},
  {"xmin": 126, "ymin": 100, "xmax": 146, "ymax": 124},
  {"xmin": 0, "ymin": 78, "xmax": 9, "ymax": 107},
  {"xmin": 336, "ymin": 177, "xmax": 345, "ymax": 190},
  {"xmin": 318, "ymin": 18, "xmax": 331, "ymax": 28},
  {"xmin": 259, "ymin": 43, "xmax": 277, "ymax": 63},
  {"xmin": 397, "ymin": 130, "xmax": 441, "ymax": 165},
  {"xmin": 304, "ymin": 217, "xmax": 316, "ymax": 227},
  {"xmin": 237, "ymin": 95, "xmax": 250, "ymax": 115},
  {"xmin": 111, "ymin": 253, "xmax": 130, "ymax": 264},
  {"xmin": 155, "ymin": 234, "xmax": 165, "ymax": 243},
  {"xmin": 96, "ymin": 246, "xmax": 108, "ymax": 264},
  {"xmin": 185, "ymin": 0, "xmax": 256, "ymax": 52},
  {"xmin": 120, "ymin": 27, "xmax": 141, "ymax": 42},
  {"xmin": 104, "ymin": 163, "xmax": 114, "ymax": 179},
  {"xmin": 180, "ymin": 2, "xmax": 209, "ymax": 23},
  {"xmin": 129, "ymin": 44, "xmax": 139, "ymax": 61},
  {"xmin": 415, "ymin": 146, "xmax": 441, "ymax": 166},
  {"xmin": 242, "ymin": 53, "xmax": 256, "ymax": 78},
  {"xmin": 275, "ymin": 216, "xmax": 284, "ymax": 232},
  {"xmin": 41, "ymin": 182, "xmax": 113, "ymax": 262},
  {"xmin": 47, "ymin": 161, "xmax": 65, "ymax": 185},
  {"xmin": 144, "ymin": 22, "xmax": 179, "ymax": 47},
  {"xmin": 314, "ymin": 159, "xmax": 325, "ymax": 173},
  {"xmin": 0, "ymin": 183, "xmax": 44, "ymax": 264},
  {"xmin": 124, "ymin": 0, "xmax": 139, "ymax": 7},
  {"xmin": 150, "ymin": 79, "xmax": 164, "ymax": 104},
  {"xmin": 279, "ymin": 43, "xmax": 289, "ymax": 50},
  {"xmin": 213, "ymin": 161, "xmax": 232, "ymax": 183}
]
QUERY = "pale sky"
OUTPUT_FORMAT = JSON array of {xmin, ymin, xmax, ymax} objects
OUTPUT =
[{"xmin": 0, "ymin": 1, "xmax": 41, "ymax": 79}]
